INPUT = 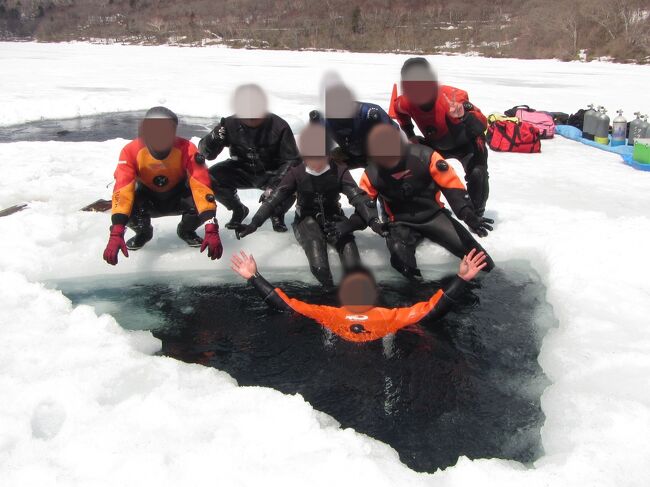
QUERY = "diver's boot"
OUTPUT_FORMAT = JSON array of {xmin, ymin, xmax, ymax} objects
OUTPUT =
[
  {"xmin": 126, "ymin": 225, "xmax": 153, "ymax": 250},
  {"xmin": 390, "ymin": 255, "xmax": 422, "ymax": 281},
  {"xmin": 225, "ymin": 204, "xmax": 249, "ymax": 230},
  {"xmin": 271, "ymin": 214, "xmax": 288, "ymax": 233},
  {"xmin": 177, "ymin": 223, "xmax": 203, "ymax": 247}
]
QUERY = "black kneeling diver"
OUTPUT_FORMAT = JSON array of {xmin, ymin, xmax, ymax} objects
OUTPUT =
[
  {"xmin": 230, "ymin": 249, "xmax": 488, "ymax": 342},
  {"xmin": 237, "ymin": 123, "xmax": 386, "ymax": 287},
  {"xmin": 360, "ymin": 124, "xmax": 495, "ymax": 279}
]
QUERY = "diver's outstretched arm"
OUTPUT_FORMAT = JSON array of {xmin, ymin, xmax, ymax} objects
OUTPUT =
[
  {"xmin": 400, "ymin": 249, "xmax": 487, "ymax": 325},
  {"xmin": 231, "ymin": 251, "xmax": 292, "ymax": 311}
]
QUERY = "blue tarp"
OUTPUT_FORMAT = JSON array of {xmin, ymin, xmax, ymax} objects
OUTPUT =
[{"xmin": 555, "ymin": 125, "xmax": 650, "ymax": 172}]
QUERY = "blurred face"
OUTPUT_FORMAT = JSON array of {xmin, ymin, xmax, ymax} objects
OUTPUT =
[
  {"xmin": 299, "ymin": 124, "xmax": 328, "ymax": 163},
  {"xmin": 233, "ymin": 84, "xmax": 268, "ymax": 120},
  {"xmin": 338, "ymin": 273, "xmax": 378, "ymax": 313},
  {"xmin": 141, "ymin": 118, "xmax": 176, "ymax": 155},
  {"xmin": 325, "ymin": 84, "xmax": 356, "ymax": 119},
  {"xmin": 401, "ymin": 64, "xmax": 438, "ymax": 106},
  {"xmin": 367, "ymin": 124, "xmax": 403, "ymax": 169}
]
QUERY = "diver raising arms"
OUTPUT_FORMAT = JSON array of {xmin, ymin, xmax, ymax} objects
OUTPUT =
[{"xmin": 230, "ymin": 249, "xmax": 487, "ymax": 343}]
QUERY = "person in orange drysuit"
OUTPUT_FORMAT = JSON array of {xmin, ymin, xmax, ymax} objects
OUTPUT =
[
  {"xmin": 390, "ymin": 57, "xmax": 490, "ymax": 215},
  {"xmin": 103, "ymin": 106, "xmax": 223, "ymax": 265},
  {"xmin": 230, "ymin": 249, "xmax": 488, "ymax": 343}
]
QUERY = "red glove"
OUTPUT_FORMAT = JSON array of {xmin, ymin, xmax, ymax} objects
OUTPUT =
[
  {"xmin": 103, "ymin": 224, "xmax": 128, "ymax": 266},
  {"xmin": 200, "ymin": 223, "xmax": 223, "ymax": 260}
]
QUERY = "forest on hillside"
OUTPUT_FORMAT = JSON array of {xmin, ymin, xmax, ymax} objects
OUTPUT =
[{"xmin": 1, "ymin": 0, "xmax": 648, "ymax": 63}]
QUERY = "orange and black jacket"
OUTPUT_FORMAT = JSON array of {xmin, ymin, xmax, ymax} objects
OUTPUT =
[
  {"xmin": 111, "ymin": 137, "xmax": 216, "ymax": 225},
  {"xmin": 359, "ymin": 144, "xmax": 474, "ymax": 224},
  {"xmin": 248, "ymin": 273, "xmax": 467, "ymax": 343},
  {"xmin": 391, "ymin": 85, "xmax": 487, "ymax": 151}
]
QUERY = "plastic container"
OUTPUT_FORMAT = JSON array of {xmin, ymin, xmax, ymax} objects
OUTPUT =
[
  {"xmin": 593, "ymin": 107, "xmax": 610, "ymax": 145},
  {"xmin": 611, "ymin": 110, "xmax": 627, "ymax": 146},
  {"xmin": 632, "ymin": 139, "xmax": 650, "ymax": 165},
  {"xmin": 641, "ymin": 116, "xmax": 650, "ymax": 139},
  {"xmin": 583, "ymin": 104, "xmax": 598, "ymax": 140}
]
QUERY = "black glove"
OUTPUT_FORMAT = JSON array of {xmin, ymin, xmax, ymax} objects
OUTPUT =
[
  {"xmin": 259, "ymin": 187, "xmax": 274, "ymax": 203},
  {"xmin": 324, "ymin": 216, "xmax": 355, "ymax": 244},
  {"xmin": 461, "ymin": 210, "xmax": 494, "ymax": 237},
  {"xmin": 236, "ymin": 224, "xmax": 258, "ymax": 240},
  {"xmin": 368, "ymin": 218, "xmax": 389, "ymax": 238},
  {"xmin": 214, "ymin": 118, "xmax": 227, "ymax": 141},
  {"xmin": 194, "ymin": 153, "xmax": 206, "ymax": 165}
]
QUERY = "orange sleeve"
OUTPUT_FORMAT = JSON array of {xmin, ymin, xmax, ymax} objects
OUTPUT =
[
  {"xmin": 111, "ymin": 143, "xmax": 138, "ymax": 224},
  {"xmin": 183, "ymin": 140, "xmax": 217, "ymax": 220},
  {"xmin": 389, "ymin": 289, "xmax": 445, "ymax": 331},
  {"xmin": 428, "ymin": 152, "xmax": 465, "ymax": 190},
  {"xmin": 359, "ymin": 172, "xmax": 379, "ymax": 200}
]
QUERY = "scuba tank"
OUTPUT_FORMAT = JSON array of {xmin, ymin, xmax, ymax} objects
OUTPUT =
[
  {"xmin": 611, "ymin": 110, "xmax": 627, "ymax": 147},
  {"xmin": 640, "ymin": 115, "xmax": 650, "ymax": 140},
  {"xmin": 582, "ymin": 104, "xmax": 598, "ymax": 140},
  {"xmin": 628, "ymin": 112, "xmax": 643, "ymax": 145},
  {"xmin": 593, "ymin": 107, "xmax": 610, "ymax": 145}
]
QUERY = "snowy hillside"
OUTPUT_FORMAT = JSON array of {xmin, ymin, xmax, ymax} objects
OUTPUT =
[{"xmin": 1, "ymin": 42, "xmax": 650, "ymax": 486}]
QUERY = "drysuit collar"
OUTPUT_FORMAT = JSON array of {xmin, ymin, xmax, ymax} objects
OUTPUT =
[{"xmin": 305, "ymin": 164, "xmax": 332, "ymax": 176}]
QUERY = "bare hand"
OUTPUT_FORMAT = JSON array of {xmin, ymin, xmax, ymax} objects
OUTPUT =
[
  {"xmin": 230, "ymin": 251, "xmax": 258, "ymax": 280},
  {"xmin": 443, "ymin": 90, "xmax": 465, "ymax": 119},
  {"xmin": 458, "ymin": 248, "xmax": 487, "ymax": 281}
]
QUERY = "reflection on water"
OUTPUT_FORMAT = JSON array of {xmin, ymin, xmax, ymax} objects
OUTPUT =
[{"xmin": 58, "ymin": 263, "xmax": 555, "ymax": 473}]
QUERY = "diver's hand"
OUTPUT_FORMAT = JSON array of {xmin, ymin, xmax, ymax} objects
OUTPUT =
[
  {"xmin": 200, "ymin": 222, "xmax": 223, "ymax": 260},
  {"xmin": 458, "ymin": 248, "xmax": 487, "ymax": 281},
  {"xmin": 324, "ymin": 215, "xmax": 354, "ymax": 244},
  {"xmin": 231, "ymin": 251, "xmax": 258, "ymax": 280},
  {"xmin": 443, "ymin": 90, "xmax": 465, "ymax": 119},
  {"xmin": 462, "ymin": 210, "xmax": 494, "ymax": 237},
  {"xmin": 368, "ymin": 218, "xmax": 390, "ymax": 238},
  {"xmin": 103, "ymin": 224, "xmax": 128, "ymax": 266}
]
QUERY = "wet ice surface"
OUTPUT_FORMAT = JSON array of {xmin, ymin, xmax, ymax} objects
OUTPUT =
[
  {"xmin": 0, "ymin": 111, "xmax": 218, "ymax": 143},
  {"xmin": 58, "ymin": 262, "xmax": 555, "ymax": 473}
]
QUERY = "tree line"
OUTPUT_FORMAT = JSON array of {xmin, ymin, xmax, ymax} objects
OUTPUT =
[{"xmin": 1, "ymin": 0, "xmax": 648, "ymax": 63}]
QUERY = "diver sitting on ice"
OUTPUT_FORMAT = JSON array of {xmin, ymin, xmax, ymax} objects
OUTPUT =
[
  {"xmin": 103, "ymin": 106, "xmax": 223, "ymax": 265},
  {"xmin": 236, "ymin": 123, "xmax": 387, "ymax": 287},
  {"xmin": 230, "ymin": 249, "xmax": 487, "ymax": 343},
  {"xmin": 360, "ymin": 124, "xmax": 495, "ymax": 280},
  {"xmin": 308, "ymin": 75, "xmax": 396, "ymax": 169},
  {"xmin": 198, "ymin": 84, "xmax": 301, "ymax": 233}
]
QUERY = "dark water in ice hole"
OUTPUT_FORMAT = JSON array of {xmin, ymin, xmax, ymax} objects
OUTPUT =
[
  {"xmin": 57, "ymin": 263, "xmax": 555, "ymax": 473},
  {"xmin": 0, "ymin": 111, "xmax": 217, "ymax": 143}
]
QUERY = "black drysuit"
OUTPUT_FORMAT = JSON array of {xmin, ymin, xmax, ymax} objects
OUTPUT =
[
  {"xmin": 248, "ymin": 161, "xmax": 379, "ymax": 286},
  {"xmin": 198, "ymin": 114, "xmax": 301, "ymax": 217},
  {"xmin": 360, "ymin": 144, "xmax": 494, "ymax": 279}
]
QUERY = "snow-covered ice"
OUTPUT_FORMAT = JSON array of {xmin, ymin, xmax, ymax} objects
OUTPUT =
[{"xmin": 1, "ymin": 42, "xmax": 650, "ymax": 486}]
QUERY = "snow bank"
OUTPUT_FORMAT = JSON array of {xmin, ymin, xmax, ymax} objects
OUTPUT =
[{"xmin": 1, "ymin": 43, "xmax": 650, "ymax": 486}]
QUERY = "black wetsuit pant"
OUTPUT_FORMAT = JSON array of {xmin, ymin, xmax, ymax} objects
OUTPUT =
[
  {"xmin": 423, "ymin": 137, "xmax": 490, "ymax": 215},
  {"xmin": 128, "ymin": 184, "xmax": 201, "ymax": 235},
  {"xmin": 209, "ymin": 159, "xmax": 294, "ymax": 218},
  {"xmin": 293, "ymin": 215, "xmax": 361, "ymax": 287},
  {"xmin": 387, "ymin": 209, "xmax": 494, "ymax": 279}
]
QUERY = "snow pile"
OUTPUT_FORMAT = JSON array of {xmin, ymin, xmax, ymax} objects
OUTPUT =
[{"xmin": 0, "ymin": 43, "xmax": 650, "ymax": 486}]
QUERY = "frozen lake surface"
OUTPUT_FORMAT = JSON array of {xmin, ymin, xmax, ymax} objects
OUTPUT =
[{"xmin": 1, "ymin": 42, "xmax": 649, "ymax": 487}]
